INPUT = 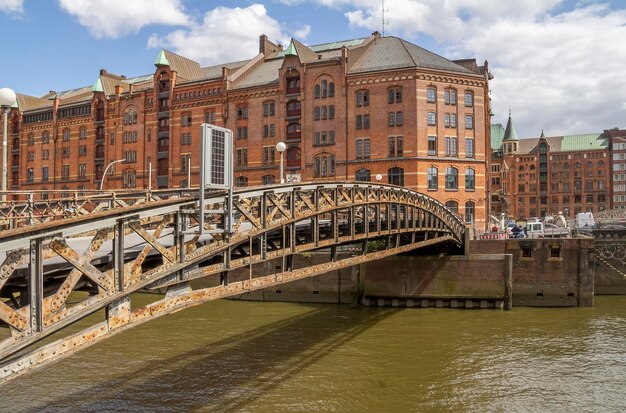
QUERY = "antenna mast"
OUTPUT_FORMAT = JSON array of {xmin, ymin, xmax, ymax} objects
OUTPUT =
[
  {"xmin": 382, "ymin": 0, "xmax": 385, "ymax": 36},
  {"xmin": 382, "ymin": 0, "xmax": 389, "ymax": 36}
]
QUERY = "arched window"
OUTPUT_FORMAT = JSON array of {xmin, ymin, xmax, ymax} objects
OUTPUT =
[
  {"xmin": 329, "ymin": 82, "xmax": 334, "ymax": 97},
  {"xmin": 355, "ymin": 168, "xmax": 371, "ymax": 182},
  {"xmin": 464, "ymin": 201, "xmax": 475, "ymax": 223},
  {"xmin": 427, "ymin": 87, "xmax": 436, "ymax": 103},
  {"xmin": 321, "ymin": 80, "xmax": 327, "ymax": 98},
  {"xmin": 388, "ymin": 87, "xmax": 402, "ymax": 104},
  {"xmin": 464, "ymin": 91, "xmax": 474, "ymax": 107},
  {"xmin": 314, "ymin": 84, "xmax": 321, "ymax": 99},
  {"xmin": 427, "ymin": 112, "xmax": 436, "ymax": 126},
  {"xmin": 539, "ymin": 142, "xmax": 548, "ymax": 154},
  {"xmin": 388, "ymin": 167, "xmax": 404, "ymax": 186},
  {"xmin": 262, "ymin": 174, "xmax": 275, "ymax": 185},
  {"xmin": 465, "ymin": 168, "xmax": 475, "ymax": 190},
  {"xmin": 235, "ymin": 176, "xmax": 248, "ymax": 187},
  {"xmin": 445, "ymin": 166, "xmax": 458, "ymax": 190},
  {"xmin": 445, "ymin": 89, "xmax": 457, "ymax": 105},
  {"xmin": 428, "ymin": 167, "xmax": 438, "ymax": 190},
  {"xmin": 445, "ymin": 200, "xmax": 458, "ymax": 213},
  {"xmin": 519, "ymin": 165, "xmax": 525, "ymax": 171},
  {"xmin": 356, "ymin": 90, "xmax": 369, "ymax": 107},
  {"xmin": 314, "ymin": 154, "xmax": 335, "ymax": 178}
]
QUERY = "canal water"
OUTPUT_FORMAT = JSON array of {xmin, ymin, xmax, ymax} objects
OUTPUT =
[{"xmin": 1, "ymin": 295, "xmax": 625, "ymax": 412}]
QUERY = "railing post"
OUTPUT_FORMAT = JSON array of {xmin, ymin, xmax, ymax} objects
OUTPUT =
[
  {"xmin": 29, "ymin": 238, "xmax": 43, "ymax": 332},
  {"xmin": 27, "ymin": 192, "xmax": 34, "ymax": 226},
  {"xmin": 114, "ymin": 219, "xmax": 125, "ymax": 291}
]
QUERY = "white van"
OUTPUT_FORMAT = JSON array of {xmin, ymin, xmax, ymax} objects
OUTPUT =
[
  {"xmin": 525, "ymin": 221, "xmax": 544, "ymax": 239},
  {"xmin": 576, "ymin": 212, "xmax": 595, "ymax": 229}
]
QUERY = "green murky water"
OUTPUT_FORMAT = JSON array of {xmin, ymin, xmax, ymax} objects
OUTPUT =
[{"xmin": 1, "ymin": 296, "xmax": 625, "ymax": 412}]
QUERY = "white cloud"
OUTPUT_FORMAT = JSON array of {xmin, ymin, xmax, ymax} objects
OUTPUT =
[
  {"xmin": 58, "ymin": 0, "xmax": 189, "ymax": 39},
  {"xmin": 0, "ymin": 0, "xmax": 24, "ymax": 15},
  {"xmin": 293, "ymin": 24, "xmax": 311, "ymax": 40},
  {"xmin": 148, "ymin": 4, "xmax": 292, "ymax": 66},
  {"xmin": 284, "ymin": 0, "xmax": 626, "ymax": 135}
]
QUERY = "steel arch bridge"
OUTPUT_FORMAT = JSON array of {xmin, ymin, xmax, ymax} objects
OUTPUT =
[{"xmin": 0, "ymin": 182, "xmax": 466, "ymax": 383}]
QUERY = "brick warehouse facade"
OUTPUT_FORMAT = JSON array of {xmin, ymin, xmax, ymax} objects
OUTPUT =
[
  {"xmin": 2, "ymin": 32, "xmax": 492, "ymax": 228},
  {"xmin": 489, "ymin": 112, "xmax": 625, "ymax": 219}
]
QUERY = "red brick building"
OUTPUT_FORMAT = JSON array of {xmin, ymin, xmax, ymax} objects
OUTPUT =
[
  {"xmin": 2, "ymin": 32, "xmax": 492, "ymax": 228},
  {"xmin": 490, "ymin": 112, "xmax": 613, "ymax": 219}
]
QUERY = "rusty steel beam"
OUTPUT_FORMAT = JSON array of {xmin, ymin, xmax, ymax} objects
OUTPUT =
[{"xmin": 0, "ymin": 183, "xmax": 466, "ymax": 382}]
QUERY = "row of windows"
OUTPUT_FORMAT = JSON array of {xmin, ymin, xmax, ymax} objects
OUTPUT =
[
  {"xmin": 175, "ymin": 88, "xmax": 221, "ymax": 100},
  {"xmin": 518, "ymin": 194, "xmax": 607, "ymax": 205},
  {"xmin": 314, "ymin": 105, "xmax": 335, "ymax": 121},
  {"xmin": 58, "ymin": 104, "xmax": 91, "ymax": 119},
  {"xmin": 428, "ymin": 112, "xmax": 473, "ymax": 129},
  {"xmin": 427, "ymin": 167, "xmax": 476, "ymax": 191},
  {"xmin": 124, "ymin": 151, "xmax": 137, "ymax": 163},
  {"xmin": 426, "ymin": 88, "xmax": 474, "ymax": 107},
  {"xmin": 123, "ymin": 131, "xmax": 138, "ymax": 143},
  {"xmin": 124, "ymin": 110, "xmax": 138, "ymax": 125},
  {"xmin": 314, "ymin": 80, "xmax": 335, "ymax": 99},
  {"xmin": 314, "ymin": 131, "xmax": 335, "ymax": 146}
]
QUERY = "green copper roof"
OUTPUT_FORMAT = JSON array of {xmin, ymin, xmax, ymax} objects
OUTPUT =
[
  {"xmin": 92, "ymin": 77, "xmax": 104, "ymax": 93},
  {"xmin": 283, "ymin": 40, "xmax": 297, "ymax": 56},
  {"xmin": 154, "ymin": 50, "xmax": 170, "ymax": 66},
  {"xmin": 502, "ymin": 110, "xmax": 518, "ymax": 141},
  {"xmin": 560, "ymin": 134, "xmax": 607, "ymax": 151},
  {"xmin": 491, "ymin": 123, "xmax": 505, "ymax": 150}
]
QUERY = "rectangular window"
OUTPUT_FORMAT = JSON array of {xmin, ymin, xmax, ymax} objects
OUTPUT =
[
  {"xmin": 363, "ymin": 115, "xmax": 370, "ymax": 129},
  {"xmin": 451, "ymin": 137, "xmax": 458, "ymax": 157},
  {"xmin": 388, "ymin": 137, "xmax": 395, "ymax": 158},
  {"xmin": 42, "ymin": 166, "xmax": 48, "ymax": 182},
  {"xmin": 79, "ymin": 163, "xmax": 86, "ymax": 179},
  {"xmin": 464, "ymin": 92, "xmax": 473, "ymax": 107},
  {"xmin": 428, "ymin": 112, "xmax": 436, "ymax": 126},
  {"xmin": 466, "ymin": 139, "xmax": 474, "ymax": 158},
  {"xmin": 356, "ymin": 115, "xmax": 362, "ymax": 130},
  {"xmin": 62, "ymin": 165, "xmax": 70, "ymax": 180},
  {"xmin": 445, "ymin": 137, "xmax": 451, "ymax": 157},
  {"xmin": 428, "ymin": 136, "xmax": 437, "ymax": 156},
  {"xmin": 356, "ymin": 139, "xmax": 363, "ymax": 159},
  {"xmin": 389, "ymin": 112, "xmax": 395, "ymax": 127},
  {"xmin": 465, "ymin": 115, "xmax": 473, "ymax": 129}
]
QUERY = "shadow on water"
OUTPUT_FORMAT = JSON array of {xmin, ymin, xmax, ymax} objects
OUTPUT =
[{"xmin": 18, "ymin": 304, "xmax": 396, "ymax": 413}]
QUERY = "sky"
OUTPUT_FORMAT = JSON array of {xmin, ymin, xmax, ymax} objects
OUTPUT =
[{"xmin": 1, "ymin": 0, "xmax": 625, "ymax": 138}]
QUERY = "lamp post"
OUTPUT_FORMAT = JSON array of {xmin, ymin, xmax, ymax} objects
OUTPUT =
[
  {"xmin": 0, "ymin": 88, "xmax": 17, "ymax": 203},
  {"xmin": 99, "ymin": 159, "xmax": 125, "ymax": 191},
  {"xmin": 276, "ymin": 141, "xmax": 286, "ymax": 184}
]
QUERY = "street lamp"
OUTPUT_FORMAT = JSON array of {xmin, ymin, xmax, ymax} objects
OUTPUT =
[
  {"xmin": 276, "ymin": 141, "xmax": 286, "ymax": 183},
  {"xmin": 375, "ymin": 174, "xmax": 383, "ymax": 182},
  {"xmin": 0, "ymin": 88, "xmax": 17, "ymax": 203},
  {"xmin": 99, "ymin": 159, "xmax": 125, "ymax": 191}
]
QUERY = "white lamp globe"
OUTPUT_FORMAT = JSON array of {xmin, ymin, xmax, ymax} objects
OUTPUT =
[
  {"xmin": 275, "ymin": 142, "xmax": 286, "ymax": 152},
  {"xmin": 0, "ymin": 88, "xmax": 17, "ymax": 107},
  {"xmin": 375, "ymin": 174, "xmax": 383, "ymax": 182}
]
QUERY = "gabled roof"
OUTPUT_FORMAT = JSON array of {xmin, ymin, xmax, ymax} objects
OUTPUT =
[
  {"xmin": 202, "ymin": 60, "xmax": 250, "ymax": 80},
  {"xmin": 349, "ymin": 36, "xmax": 475, "ymax": 75},
  {"xmin": 232, "ymin": 59, "xmax": 282, "ymax": 90},
  {"xmin": 15, "ymin": 93, "xmax": 51, "ymax": 112},
  {"xmin": 516, "ymin": 133, "xmax": 606, "ymax": 154},
  {"xmin": 155, "ymin": 50, "xmax": 205, "ymax": 81},
  {"xmin": 282, "ymin": 39, "xmax": 318, "ymax": 63}
]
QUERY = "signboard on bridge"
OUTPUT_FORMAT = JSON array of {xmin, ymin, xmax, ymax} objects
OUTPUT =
[{"xmin": 201, "ymin": 123, "xmax": 233, "ymax": 189}]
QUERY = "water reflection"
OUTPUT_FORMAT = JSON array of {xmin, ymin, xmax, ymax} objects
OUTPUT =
[{"xmin": 1, "ymin": 296, "xmax": 624, "ymax": 412}]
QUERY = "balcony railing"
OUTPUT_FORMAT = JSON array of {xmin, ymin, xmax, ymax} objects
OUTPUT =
[
  {"xmin": 286, "ymin": 87, "xmax": 300, "ymax": 95},
  {"xmin": 286, "ymin": 109, "xmax": 301, "ymax": 118}
]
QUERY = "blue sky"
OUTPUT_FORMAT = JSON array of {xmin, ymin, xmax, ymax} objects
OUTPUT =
[{"xmin": 1, "ymin": 0, "xmax": 625, "ymax": 137}]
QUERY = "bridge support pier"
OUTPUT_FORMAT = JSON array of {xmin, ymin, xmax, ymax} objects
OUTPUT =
[{"xmin": 351, "ymin": 265, "xmax": 362, "ymax": 308}]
